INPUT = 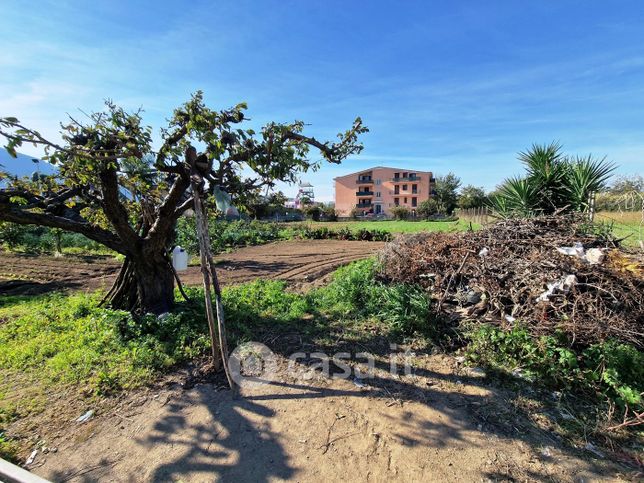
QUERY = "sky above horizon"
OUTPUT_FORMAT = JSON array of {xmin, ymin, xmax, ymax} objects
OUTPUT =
[{"xmin": 2, "ymin": 0, "xmax": 643, "ymax": 201}]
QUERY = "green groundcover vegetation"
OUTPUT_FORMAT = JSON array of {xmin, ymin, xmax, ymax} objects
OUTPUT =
[
  {"xmin": 1, "ymin": 218, "xmax": 474, "ymax": 256},
  {"xmin": 5, "ymin": 216, "xmax": 639, "ymax": 256},
  {"xmin": 1, "ymin": 259, "xmax": 642, "ymax": 462}
]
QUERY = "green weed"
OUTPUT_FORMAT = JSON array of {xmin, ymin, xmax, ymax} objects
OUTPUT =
[
  {"xmin": 465, "ymin": 324, "xmax": 643, "ymax": 410},
  {"xmin": 312, "ymin": 259, "xmax": 437, "ymax": 337},
  {"xmin": 0, "ymin": 431, "xmax": 18, "ymax": 463}
]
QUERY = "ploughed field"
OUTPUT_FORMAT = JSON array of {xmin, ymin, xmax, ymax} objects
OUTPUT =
[{"xmin": 0, "ymin": 240, "xmax": 385, "ymax": 297}]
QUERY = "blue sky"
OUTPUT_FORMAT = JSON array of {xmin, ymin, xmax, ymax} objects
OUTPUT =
[{"xmin": 1, "ymin": 1, "xmax": 643, "ymax": 201}]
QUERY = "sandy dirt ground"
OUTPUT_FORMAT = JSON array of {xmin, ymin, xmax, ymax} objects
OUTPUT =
[
  {"xmin": 29, "ymin": 354, "xmax": 626, "ymax": 482},
  {"xmin": 0, "ymin": 240, "xmax": 385, "ymax": 296}
]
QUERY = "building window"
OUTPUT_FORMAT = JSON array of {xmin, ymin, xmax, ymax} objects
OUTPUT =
[
  {"xmin": 403, "ymin": 172, "xmax": 408, "ymax": 178},
  {"xmin": 412, "ymin": 197, "xmax": 417, "ymax": 207},
  {"xmin": 404, "ymin": 197, "xmax": 408, "ymax": 204},
  {"xmin": 394, "ymin": 172, "xmax": 400, "ymax": 179},
  {"xmin": 375, "ymin": 192, "xmax": 381, "ymax": 198},
  {"xmin": 402, "ymin": 184, "xmax": 407, "ymax": 191},
  {"xmin": 375, "ymin": 179, "xmax": 381, "ymax": 185},
  {"xmin": 394, "ymin": 186, "xmax": 400, "ymax": 195},
  {"xmin": 412, "ymin": 184, "xmax": 418, "ymax": 194},
  {"xmin": 394, "ymin": 198, "xmax": 399, "ymax": 206}
]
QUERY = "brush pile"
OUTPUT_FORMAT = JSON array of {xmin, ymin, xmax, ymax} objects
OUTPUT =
[{"xmin": 379, "ymin": 216, "xmax": 644, "ymax": 347}]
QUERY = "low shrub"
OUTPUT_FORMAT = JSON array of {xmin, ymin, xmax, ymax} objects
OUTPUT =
[
  {"xmin": 0, "ymin": 222, "xmax": 109, "ymax": 254},
  {"xmin": 302, "ymin": 205, "xmax": 322, "ymax": 221},
  {"xmin": 466, "ymin": 324, "xmax": 644, "ymax": 411},
  {"xmin": 297, "ymin": 226, "xmax": 392, "ymax": 242},
  {"xmin": 313, "ymin": 259, "xmax": 436, "ymax": 337},
  {"xmin": 390, "ymin": 206, "xmax": 410, "ymax": 220},
  {"xmin": 176, "ymin": 218, "xmax": 288, "ymax": 254}
]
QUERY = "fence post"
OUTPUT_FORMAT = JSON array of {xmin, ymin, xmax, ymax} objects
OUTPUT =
[{"xmin": 588, "ymin": 192, "xmax": 596, "ymax": 222}]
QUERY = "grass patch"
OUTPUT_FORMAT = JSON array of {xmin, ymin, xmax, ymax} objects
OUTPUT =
[
  {"xmin": 0, "ymin": 431, "xmax": 19, "ymax": 463},
  {"xmin": 311, "ymin": 259, "xmax": 439, "ymax": 338},
  {"xmin": 594, "ymin": 211, "xmax": 643, "ymax": 247},
  {"xmin": 0, "ymin": 291, "xmax": 211, "ymax": 459}
]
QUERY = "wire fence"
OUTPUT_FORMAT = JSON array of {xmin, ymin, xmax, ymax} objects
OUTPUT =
[
  {"xmin": 456, "ymin": 207, "xmax": 492, "ymax": 226},
  {"xmin": 593, "ymin": 190, "xmax": 644, "ymax": 250}
]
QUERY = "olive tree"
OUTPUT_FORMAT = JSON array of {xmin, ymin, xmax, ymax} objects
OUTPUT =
[{"xmin": 0, "ymin": 92, "xmax": 367, "ymax": 314}]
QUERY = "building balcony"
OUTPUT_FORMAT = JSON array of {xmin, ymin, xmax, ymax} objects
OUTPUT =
[
  {"xmin": 392, "ymin": 190, "xmax": 420, "ymax": 195},
  {"xmin": 391, "ymin": 176, "xmax": 421, "ymax": 182},
  {"xmin": 356, "ymin": 190, "xmax": 375, "ymax": 196},
  {"xmin": 356, "ymin": 202, "xmax": 373, "ymax": 208},
  {"xmin": 356, "ymin": 178, "xmax": 374, "ymax": 184}
]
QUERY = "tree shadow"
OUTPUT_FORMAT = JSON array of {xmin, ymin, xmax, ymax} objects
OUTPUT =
[
  {"xmin": 0, "ymin": 279, "xmax": 82, "ymax": 297},
  {"xmin": 143, "ymin": 386, "xmax": 295, "ymax": 482}
]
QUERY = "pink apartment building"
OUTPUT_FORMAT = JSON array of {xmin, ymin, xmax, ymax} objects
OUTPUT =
[{"xmin": 334, "ymin": 167, "xmax": 435, "ymax": 217}]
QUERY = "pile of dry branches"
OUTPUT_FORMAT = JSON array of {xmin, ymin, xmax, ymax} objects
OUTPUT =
[{"xmin": 379, "ymin": 216, "xmax": 644, "ymax": 347}]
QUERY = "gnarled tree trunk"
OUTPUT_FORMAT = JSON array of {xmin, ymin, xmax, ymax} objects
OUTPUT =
[{"xmin": 103, "ymin": 251, "xmax": 176, "ymax": 314}]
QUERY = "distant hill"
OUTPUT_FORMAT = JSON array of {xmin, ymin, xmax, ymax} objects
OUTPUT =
[{"xmin": 0, "ymin": 148, "xmax": 56, "ymax": 179}]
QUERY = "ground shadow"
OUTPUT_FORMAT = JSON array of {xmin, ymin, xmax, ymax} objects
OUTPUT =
[
  {"xmin": 145, "ymin": 387, "xmax": 295, "ymax": 482},
  {"xmin": 114, "ymin": 332, "xmax": 620, "ymax": 482},
  {"xmin": 0, "ymin": 279, "xmax": 82, "ymax": 296},
  {"xmin": 38, "ymin": 290, "xmax": 629, "ymax": 481}
]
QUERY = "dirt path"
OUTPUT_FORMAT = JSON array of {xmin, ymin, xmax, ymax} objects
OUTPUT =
[
  {"xmin": 31, "ymin": 354, "xmax": 624, "ymax": 482},
  {"xmin": 0, "ymin": 240, "xmax": 385, "ymax": 296}
]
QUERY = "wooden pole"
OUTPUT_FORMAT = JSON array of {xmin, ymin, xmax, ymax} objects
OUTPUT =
[
  {"xmin": 187, "ymin": 147, "xmax": 236, "ymax": 390},
  {"xmin": 191, "ymin": 182, "xmax": 222, "ymax": 371}
]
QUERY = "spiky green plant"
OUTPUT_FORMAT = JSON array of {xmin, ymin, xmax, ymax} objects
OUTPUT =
[
  {"xmin": 489, "ymin": 176, "xmax": 540, "ymax": 218},
  {"xmin": 518, "ymin": 142, "xmax": 569, "ymax": 213},
  {"xmin": 565, "ymin": 155, "xmax": 616, "ymax": 211},
  {"xmin": 490, "ymin": 143, "xmax": 616, "ymax": 217}
]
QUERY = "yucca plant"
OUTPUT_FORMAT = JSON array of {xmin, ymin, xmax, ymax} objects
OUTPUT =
[
  {"xmin": 490, "ymin": 143, "xmax": 616, "ymax": 217},
  {"xmin": 518, "ymin": 142, "xmax": 570, "ymax": 213},
  {"xmin": 565, "ymin": 155, "xmax": 616, "ymax": 211},
  {"xmin": 490, "ymin": 176, "xmax": 540, "ymax": 218}
]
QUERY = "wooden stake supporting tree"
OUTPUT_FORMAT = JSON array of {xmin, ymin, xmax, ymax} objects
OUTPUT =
[{"xmin": 187, "ymin": 146, "xmax": 235, "ymax": 388}]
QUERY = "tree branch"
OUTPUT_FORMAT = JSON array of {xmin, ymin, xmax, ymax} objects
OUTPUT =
[
  {"xmin": 0, "ymin": 204, "xmax": 124, "ymax": 252},
  {"xmin": 146, "ymin": 156, "xmax": 192, "ymax": 248},
  {"xmin": 154, "ymin": 125, "xmax": 188, "ymax": 172},
  {"xmin": 98, "ymin": 166, "xmax": 141, "ymax": 250}
]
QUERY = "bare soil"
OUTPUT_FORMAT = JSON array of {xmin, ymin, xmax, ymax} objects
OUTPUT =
[
  {"xmin": 0, "ymin": 253, "xmax": 118, "ymax": 296},
  {"xmin": 0, "ymin": 240, "xmax": 385, "ymax": 296},
  {"xmin": 29, "ymin": 354, "xmax": 629, "ymax": 482}
]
